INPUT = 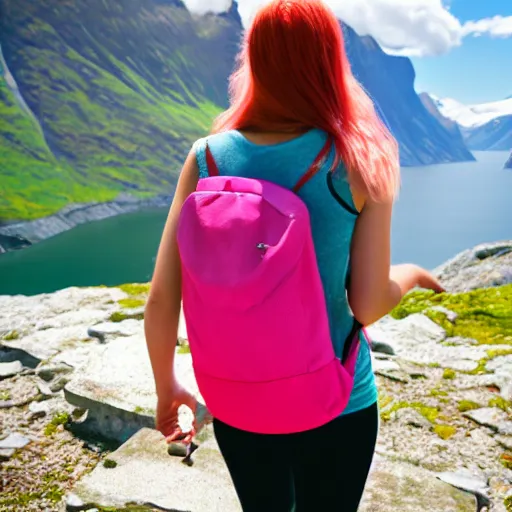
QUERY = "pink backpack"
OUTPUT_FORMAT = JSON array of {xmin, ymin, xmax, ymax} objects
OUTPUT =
[{"xmin": 177, "ymin": 138, "xmax": 365, "ymax": 434}]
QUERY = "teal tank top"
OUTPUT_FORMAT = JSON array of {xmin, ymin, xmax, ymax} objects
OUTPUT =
[{"xmin": 193, "ymin": 128, "xmax": 377, "ymax": 416}]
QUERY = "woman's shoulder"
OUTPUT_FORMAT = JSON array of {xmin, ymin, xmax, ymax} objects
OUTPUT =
[{"xmin": 192, "ymin": 130, "xmax": 239, "ymax": 152}]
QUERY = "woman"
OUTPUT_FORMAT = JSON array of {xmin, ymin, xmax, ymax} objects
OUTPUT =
[{"xmin": 144, "ymin": 0, "xmax": 444, "ymax": 510}]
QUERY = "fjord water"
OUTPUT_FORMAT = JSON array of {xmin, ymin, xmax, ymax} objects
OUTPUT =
[{"xmin": 0, "ymin": 151, "xmax": 511, "ymax": 296}]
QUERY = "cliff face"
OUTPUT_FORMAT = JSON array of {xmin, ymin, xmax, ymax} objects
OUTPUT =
[
  {"xmin": 464, "ymin": 116, "xmax": 512, "ymax": 151},
  {"xmin": 0, "ymin": 0, "xmax": 242, "ymax": 222},
  {"xmin": 342, "ymin": 25, "xmax": 475, "ymax": 167}
]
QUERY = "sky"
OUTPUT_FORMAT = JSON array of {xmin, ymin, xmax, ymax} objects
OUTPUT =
[{"xmin": 183, "ymin": 0, "xmax": 512, "ymax": 105}]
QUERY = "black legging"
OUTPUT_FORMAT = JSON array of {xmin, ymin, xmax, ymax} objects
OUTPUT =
[{"xmin": 213, "ymin": 402, "xmax": 379, "ymax": 512}]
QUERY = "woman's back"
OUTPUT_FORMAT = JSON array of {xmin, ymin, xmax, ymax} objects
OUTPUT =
[{"xmin": 194, "ymin": 128, "xmax": 377, "ymax": 416}]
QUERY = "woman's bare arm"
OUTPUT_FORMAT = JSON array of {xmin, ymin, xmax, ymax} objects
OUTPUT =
[
  {"xmin": 144, "ymin": 148, "xmax": 199, "ymax": 397},
  {"xmin": 348, "ymin": 196, "xmax": 444, "ymax": 326}
]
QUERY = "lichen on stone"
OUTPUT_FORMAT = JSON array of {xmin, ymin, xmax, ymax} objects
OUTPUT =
[
  {"xmin": 457, "ymin": 400, "xmax": 480, "ymax": 413},
  {"xmin": 442, "ymin": 369, "xmax": 456, "ymax": 380},
  {"xmin": 118, "ymin": 298, "xmax": 146, "ymax": 309},
  {"xmin": 433, "ymin": 424, "xmax": 457, "ymax": 440},
  {"xmin": 489, "ymin": 396, "xmax": 511, "ymax": 412},
  {"xmin": 381, "ymin": 401, "xmax": 439, "ymax": 423},
  {"xmin": 109, "ymin": 310, "xmax": 144, "ymax": 323},
  {"xmin": 487, "ymin": 348, "xmax": 512, "ymax": 359},
  {"xmin": 3, "ymin": 330, "xmax": 19, "ymax": 341},
  {"xmin": 430, "ymin": 388, "xmax": 448, "ymax": 397},
  {"xmin": 118, "ymin": 283, "xmax": 151, "ymax": 296}
]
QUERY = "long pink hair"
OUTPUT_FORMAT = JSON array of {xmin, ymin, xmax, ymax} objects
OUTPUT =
[{"xmin": 212, "ymin": 0, "xmax": 400, "ymax": 201}]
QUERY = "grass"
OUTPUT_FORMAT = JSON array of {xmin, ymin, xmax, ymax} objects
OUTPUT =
[
  {"xmin": 44, "ymin": 412, "xmax": 70, "ymax": 436},
  {"xmin": 0, "ymin": 1, "xmax": 227, "ymax": 221},
  {"xmin": 391, "ymin": 285, "xmax": 512, "ymax": 346}
]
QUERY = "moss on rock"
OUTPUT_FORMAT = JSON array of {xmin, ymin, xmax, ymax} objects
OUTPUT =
[
  {"xmin": 458, "ymin": 400, "xmax": 481, "ymax": 413},
  {"xmin": 118, "ymin": 298, "xmax": 146, "ymax": 309},
  {"xmin": 381, "ymin": 401, "xmax": 439, "ymax": 423},
  {"xmin": 489, "ymin": 396, "xmax": 511, "ymax": 412},
  {"xmin": 3, "ymin": 330, "xmax": 19, "ymax": 341},
  {"xmin": 44, "ymin": 412, "xmax": 70, "ymax": 436},
  {"xmin": 103, "ymin": 458, "xmax": 118, "ymax": 469},
  {"xmin": 391, "ymin": 284, "xmax": 512, "ymax": 345},
  {"xmin": 442, "ymin": 368, "xmax": 456, "ymax": 380},
  {"xmin": 433, "ymin": 424, "xmax": 457, "ymax": 440},
  {"xmin": 109, "ymin": 310, "xmax": 144, "ymax": 323},
  {"xmin": 118, "ymin": 283, "xmax": 150, "ymax": 296}
]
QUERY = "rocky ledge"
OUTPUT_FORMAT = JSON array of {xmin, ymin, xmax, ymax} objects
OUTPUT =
[
  {"xmin": 0, "ymin": 243, "xmax": 511, "ymax": 511},
  {"xmin": 0, "ymin": 193, "xmax": 172, "ymax": 254}
]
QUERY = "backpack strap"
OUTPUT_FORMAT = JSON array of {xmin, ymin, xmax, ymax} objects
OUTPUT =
[
  {"xmin": 293, "ymin": 137, "xmax": 333, "ymax": 193},
  {"xmin": 205, "ymin": 141, "xmax": 220, "ymax": 177}
]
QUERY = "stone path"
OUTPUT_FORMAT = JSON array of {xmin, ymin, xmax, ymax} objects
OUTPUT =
[{"xmin": 1, "ymin": 281, "xmax": 511, "ymax": 511}]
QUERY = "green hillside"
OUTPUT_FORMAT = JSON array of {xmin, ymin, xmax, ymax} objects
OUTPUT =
[{"xmin": 0, "ymin": 0, "xmax": 240, "ymax": 221}]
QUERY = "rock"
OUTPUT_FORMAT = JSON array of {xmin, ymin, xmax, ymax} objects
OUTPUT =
[
  {"xmin": 370, "ymin": 340, "xmax": 396, "ymax": 356},
  {"xmin": 64, "ymin": 334, "xmax": 201, "ymax": 442},
  {"xmin": 49, "ymin": 375, "xmax": 70, "ymax": 392},
  {"xmin": 0, "ymin": 287, "xmax": 127, "ymax": 368},
  {"xmin": 37, "ymin": 380, "xmax": 56, "ymax": 399},
  {"xmin": 372, "ymin": 358, "xmax": 401, "ymax": 373},
  {"xmin": 429, "ymin": 306, "xmax": 458, "ymax": 323},
  {"xmin": 464, "ymin": 408, "xmax": 512, "ymax": 435},
  {"xmin": 65, "ymin": 492, "xmax": 85, "ymax": 510},
  {"xmin": 435, "ymin": 241, "xmax": 512, "ymax": 292},
  {"xmin": 485, "ymin": 355, "xmax": 512, "ymax": 401},
  {"xmin": 0, "ymin": 360, "xmax": 23, "ymax": 378},
  {"xmin": 69, "ymin": 429, "xmax": 476, "ymax": 512},
  {"xmin": 0, "ymin": 432, "xmax": 31, "ymax": 450},
  {"xmin": 444, "ymin": 336, "xmax": 479, "ymax": 346},
  {"xmin": 0, "ymin": 346, "xmax": 39, "ymax": 368},
  {"xmin": 366, "ymin": 314, "xmax": 488, "ymax": 371},
  {"xmin": 69, "ymin": 427, "xmax": 240, "ymax": 512},
  {"xmin": 87, "ymin": 319, "xmax": 143, "ymax": 342},
  {"xmin": 359, "ymin": 456, "xmax": 476, "ymax": 511},
  {"xmin": 395, "ymin": 408, "xmax": 432, "ymax": 429},
  {"xmin": 36, "ymin": 362, "xmax": 74, "ymax": 381},
  {"xmin": 495, "ymin": 435, "xmax": 512, "ymax": 451},
  {"xmin": 436, "ymin": 470, "xmax": 489, "ymax": 500}
]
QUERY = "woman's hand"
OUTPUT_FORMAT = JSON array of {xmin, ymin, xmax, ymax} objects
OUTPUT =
[
  {"xmin": 415, "ymin": 266, "xmax": 446, "ymax": 293},
  {"xmin": 156, "ymin": 382, "xmax": 214, "ymax": 445},
  {"xmin": 157, "ymin": 382, "xmax": 198, "ymax": 444}
]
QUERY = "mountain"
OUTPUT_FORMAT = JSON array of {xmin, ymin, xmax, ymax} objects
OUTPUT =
[
  {"xmin": 418, "ymin": 92, "xmax": 468, "ymax": 147},
  {"xmin": 430, "ymin": 95, "xmax": 512, "ymax": 151},
  {"xmin": 0, "ymin": 0, "xmax": 241, "ymax": 222},
  {"xmin": 341, "ymin": 24, "xmax": 475, "ymax": 167},
  {"xmin": 505, "ymin": 152, "xmax": 512, "ymax": 169},
  {"xmin": 0, "ymin": 1, "xmax": 474, "ymax": 226}
]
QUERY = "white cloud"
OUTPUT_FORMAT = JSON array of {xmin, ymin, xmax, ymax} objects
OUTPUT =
[
  {"xmin": 462, "ymin": 15, "xmax": 512, "ymax": 38},
  {"xmin": 182, "ymin": 0, "xmax": 512, "ymax": 57}
]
